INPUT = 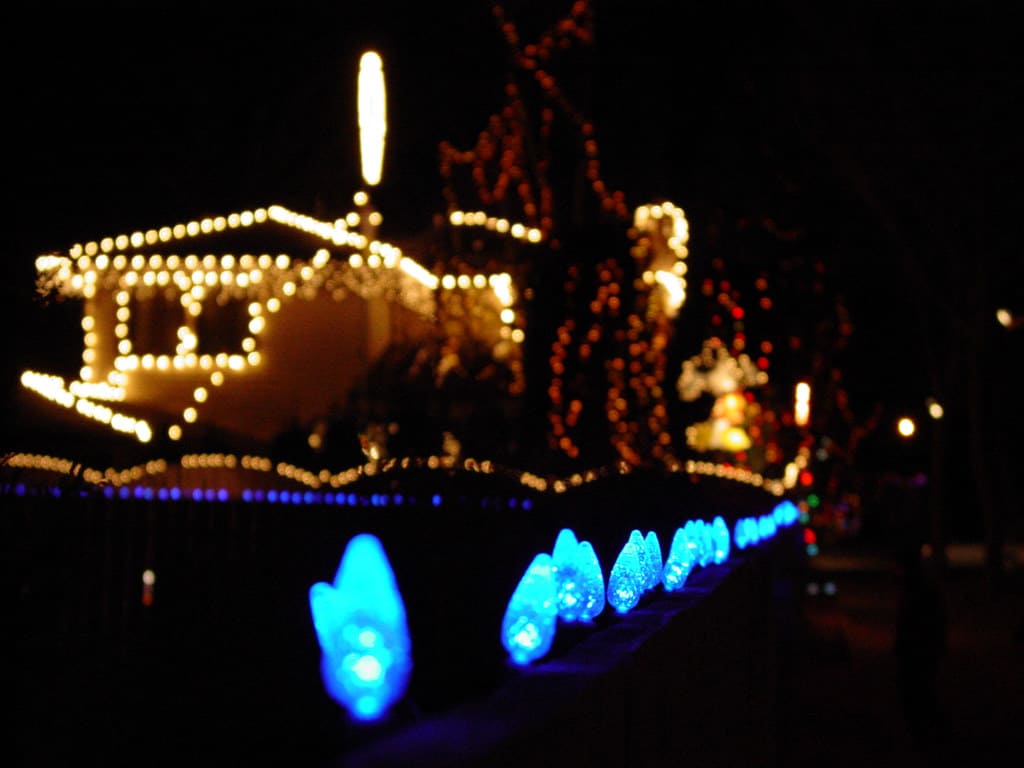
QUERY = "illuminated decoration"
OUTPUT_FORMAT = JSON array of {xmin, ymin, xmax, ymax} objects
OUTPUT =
[
  {"xmin": 549, "ymin": 528, "xmax": 606, "ymax": 623},
  {"xmin": 358, "ymin": 51, "xmax": 387, "ymax": 187},
  {"xmin": 606, "ymin": 537, "xmax": 644, "ymax": 614},
  {"xmin": 925, "ymin": 397, "xmax": 944, "ymax": 420},
  {"xmin": 26, "ymin": 203, "xmax": 531, "ymax": 443},
  {"xmin": 573, "ymin": 540, "xmax": 606, "ymax": 622},
  {"xmin": 996, "ymin": 307, "xmax": 1023, "ymax": 329},
  {"xmin": 26, "ymin": 43, "xmax": 538, "ymax": 444},
  {"xmin": 679, "ymin": 340, "xmax": 767, "ymax": 454},
  {"xmin": 309, "ymin": 533, "xmax": 412, "ymax": 722},
  {"xmin": 794, "ymin": 381, "xmax": 811, "ymax": 428},
  {"xmin": 20, "ymin": 370, "xmax": 152, "ymax": 443},
  {"xmin": 627, "ymin": 529, "xmax": 653, "ymax": 594},
  {"xmin": 757, "ymin": 514, "xmax": 777, "ymax": 541},
  {"xmin": 772, "ymin": 499, "xmax": 800, "ymax": 527},
  {"xmin": 501, "ymin": 552, "xmax": 559, "ymax": 666},
  {"xmin": 662, "ymin": 527, "xmax": 695, "ymax": 592},
  {"xmin": 735, "ymin": 517, "xmax": 761, "ymax": 550},
  {"xmin": 692, "ymin": 520, "xmax": 711, "ymax": 568},
  {"xmin": 643, "ymin": 530, "xmax": 663, "ymax": 591},
  {"xmin": 682, "ymin": 520, "xmax": 702, "ymax": 568},
  {"xmin": 897, "ymin": 417, "xmax": 916, "ymax": 438},
  {"xmin": 711, "ymin": 516, "xmax": 730, "ymax": 565},
  {"xmin": 734, "ymin": 517, "xmax": 749, "ymax": 550},
  {"xmin": 552, "ymin": 528, "xmax": 584, "ymax": 621}
]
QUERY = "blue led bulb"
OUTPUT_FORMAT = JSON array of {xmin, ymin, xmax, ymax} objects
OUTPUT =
[
  {"xmin": 775, "ymin": 499, "xmax": 799, "ymax": 526},
  {"xmin": 607, "ymin": 537, "xmax": 643, "ymax": 614},
  {"xmin": 662, "ymin": 527, "xmax": 695, "ymax": 592},
  {"xmin": 628, "ymin": 529, "xmax": 652, "ymax": 594},
  {"xmin": 552, "ymin": 528, "xmax": 585, "ymax": 622},
  {"xmin": 692, "ymin": 520, "xmax": 711, "ymax": 568},
  {"xmin": 309, "ymin": 533, "xmax": 412, "ymax": 722},
  {"xmin": 758, "ymin": 514, "xmax": 777, "ymax": 540},
  {"xmin": 575, "ymin": 540, "xmax": 606, "ymax": 622},
  {"xmin": 683, "ymin": 519, "xmax": 701, "ymax": 568},
  {"xmin": 734, "ymin": 518, "xmax": 749, "ymax": 550},
  {"xmin": 711, "ymin": 516, "xmax": 730, "ymax": 565},
  {"xmin": 644, "ymin": 530, "xmax": 663, "ymax": 591},
  {"xmin": 745, "ymin": 517, "xmax": 761, "ymax": 546},
  {"xmin": 501, "ymin": 552, "xmax": 558, "ymax": 665}
]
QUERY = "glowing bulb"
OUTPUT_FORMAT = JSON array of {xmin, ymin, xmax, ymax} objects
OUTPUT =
[
  {"xmin": 897, "ymin": 417, "xmax": 916, "ymax": 438},
  {"xmin": 552, "ymin": 528, "xmax": 583, "ymax": 622},
  {"xmin": 711, "ymin": 516, "xmax": 730, "ymax": 565},
  {"xmin": 662, "ymin": 527, "xmax": 695, "ymax": 592},
  {"xmin": 643, "ymin": 530, "xmax": 663, "ymax": 591},
  {"xmin": 626, "ymin": 529, "xmax": 653, "ymax": 594},
  {"xmin": 606, "ymin": 537, "xmax": 643, "ymax": 614},
  {"xmin": 358, "ymin": 51, "xmax": 387, "ymax": 186},
  {"xmin": 690, "ymin": 520, "xmax": 710, "ymax": 568},
  {"xmin": 500, "ymin": 552, "xmax": 558, "ymax": 666},
  {"xmin": 309, "ymin": 533, "xmax": 411, "ymax": 722},
  {"xmin": 683, "ymin": 520, "xmax": 702, "ymax": 567},
  {"xmin": 574, "ymin": 541, "xmax": 606, "ymax": 623}
]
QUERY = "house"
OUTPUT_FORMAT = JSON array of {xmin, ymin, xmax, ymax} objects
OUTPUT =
[{"xmin": 21, "ymin": 52, "xmax": 536, "ymax": 450}]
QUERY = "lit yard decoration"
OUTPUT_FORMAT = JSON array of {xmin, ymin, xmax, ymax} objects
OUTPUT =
[
  {"xmin": 678, "ymin": 341, "xmax": 768, "ymax": 454},
  {"xmin": 501, "ymin": 553, "xmax": 559, "ymax": 666},
  {"xmin": 309, "ymin": 533, "xmax": 412, "ymax": 722}
]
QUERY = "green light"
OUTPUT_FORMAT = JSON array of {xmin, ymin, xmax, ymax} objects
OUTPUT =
[{"xmin": 806, "ymin": 493, "xmax": 820, "ymax": 508}]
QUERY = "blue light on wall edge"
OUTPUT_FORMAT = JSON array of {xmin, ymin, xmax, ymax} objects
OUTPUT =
[{"xmin": 309, "ymin": 533, "xmax": 412, "ymax": 722}]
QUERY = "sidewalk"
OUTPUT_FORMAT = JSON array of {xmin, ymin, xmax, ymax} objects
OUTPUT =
[{"xmin": 778, "ymin": 544, "xmax": 1024, "ymax": 767}]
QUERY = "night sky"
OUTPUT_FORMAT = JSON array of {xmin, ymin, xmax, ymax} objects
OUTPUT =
[{"xmin": 5, "ymin": 3, "xmax": 1022, "ymax": 487}]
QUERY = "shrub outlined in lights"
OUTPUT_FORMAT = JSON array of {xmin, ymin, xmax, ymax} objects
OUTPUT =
[{"xmin": 309, "ymin": 533, "xmax": 412, "ymax": 722}]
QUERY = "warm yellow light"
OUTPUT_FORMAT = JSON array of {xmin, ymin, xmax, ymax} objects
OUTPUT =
[
  {"xmin": 358, "ymin": 51, "xmax": 387, "ymax": 186},
  {"xmin": 794, "ymin": 381, "xmax": 811, "ymax": 427},
  {"xmin": 926, "ymin": 398, "xmax": 944, "ymax": 420},
  {"xmin": 996, "ymin": 308, "xmax": 1013, "ymax": 327},
  {"xmin": 168, "ymin": 424, "xmax": 182, "ymax": 440},
  {"xmin": 897, "ymin": 417, "xmax": 916, "ymax": 437}
]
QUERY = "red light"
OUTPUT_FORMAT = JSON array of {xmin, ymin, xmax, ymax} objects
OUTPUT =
[
  {"xmin": 799, "ymin": 470, "xmax": 814, "ymax": 487},
  {"xmin": 731, "ymin": 306, "xmax": 744, "ymax": 320},
  {"xmin": 803, "ymin": 527, "xmax": 817, "ymax": 545}
]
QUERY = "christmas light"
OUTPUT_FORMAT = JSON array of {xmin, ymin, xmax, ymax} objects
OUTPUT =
[
  {"xmin": 501, "ymin": 552, "xmax": 558, "ymax": 665},
  {"xmin": 309, "ymin": 533, "xmax": 412, "ymax": 721}
]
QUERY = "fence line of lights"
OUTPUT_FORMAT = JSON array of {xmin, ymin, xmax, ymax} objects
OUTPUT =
[
  {"xmin": 3, "ymin": 441, "xmax": 814, "ymax": 505},
  {"xmin": 306, "ymin": 499, "xmax": 799, "ymax": 722},
  {"xmin": 501, "ymin": 499, "xmax": 799, "ymax": 669}
]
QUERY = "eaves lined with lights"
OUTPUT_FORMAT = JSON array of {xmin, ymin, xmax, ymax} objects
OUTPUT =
[{"xmin": 25, "ymin": 200, "xmax": 538, "ymax": 443}]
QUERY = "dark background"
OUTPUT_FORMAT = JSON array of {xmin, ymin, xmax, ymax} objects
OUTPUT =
[{"xmin": 4, "ymin": 2, "xmax": 1022, "ymax": 542}]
